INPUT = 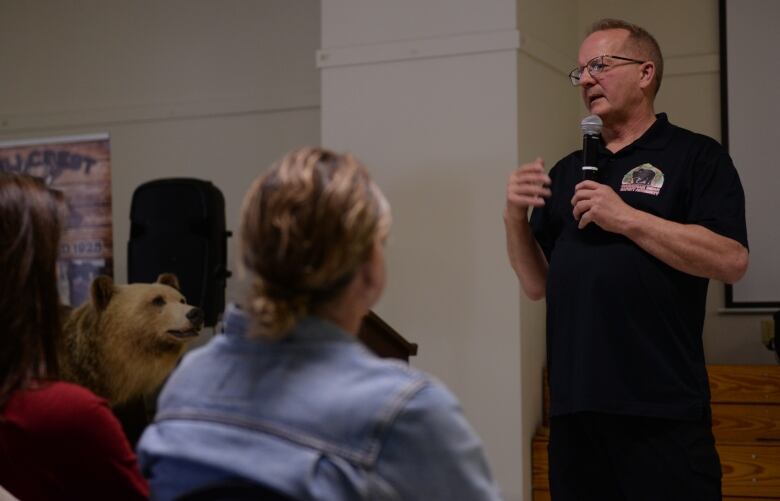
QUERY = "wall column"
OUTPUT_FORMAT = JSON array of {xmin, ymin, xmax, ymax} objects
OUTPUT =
[{"xmin": 321, "ymin": 1, "xmax": 524, "ymax": 498}]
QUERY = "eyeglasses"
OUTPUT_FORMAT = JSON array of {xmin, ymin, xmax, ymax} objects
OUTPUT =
[{"xmin": 569, "ymin": 55, "xmax": 646, "ymax": 86}]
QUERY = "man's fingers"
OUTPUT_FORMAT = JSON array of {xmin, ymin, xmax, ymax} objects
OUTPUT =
[
  {"xmin": 574, "ymin": 201, "xmax": 593, "ymax": 227},
  {"xmin": 508, "ymin": 185, "xmax": 551, "ymax": 200},
  {"xmin": 571, "ymin": 186, "xmax": 597, "ymax": 206},
  {"xmin": 577, "ymin": 212, "xmax": 591, "ymax": 229},
  {"xmin": 515, "ymin": 158, "xmax": 547, "ymax": 175},
  {"xmin": 512, "ymin": 169, "xmax": 549, "ymax": 183},
  {"xmin": 572, "ymin": 200, "xmax": 591, "ymax": 221},
  {"xmin": 509, "ymin": 193, "xmax": 546, "ymax": 207},
  {"xmin": 521, "ymin": 173, "xmax": 552, "ymax": 186},
  {"xmin": 510, "ymin": 174, "xmax": 551, "ymax": 193},
  {"xmin": 508, "ymin": 182, "xmax": 551, "ymax": 195},
  {"xmin": 507, "ymin": 158, "xmax": 551, "ymax": 211},
  {"xmin": 575, "ymin": 180, "xmax": 599, "ymax": 191}
]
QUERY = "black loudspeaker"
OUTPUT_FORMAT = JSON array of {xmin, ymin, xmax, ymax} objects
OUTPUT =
[{"xmin": 128, "ymin": 178, "xmax": 231, "ymax": 326}]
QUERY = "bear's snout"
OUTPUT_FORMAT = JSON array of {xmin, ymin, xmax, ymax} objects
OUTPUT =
[
  {"xmin": 187, "ymin": 307, "xmax": 205, "ymax": 329},
  {"xmin": 166, "ymin": 306, "xmax": 204, "ymax": 339}
]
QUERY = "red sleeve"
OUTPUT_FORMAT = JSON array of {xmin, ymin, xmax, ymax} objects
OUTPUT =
[{"xmin": 2, "ymin": 382, "xmax": 149, "ymax": 500}]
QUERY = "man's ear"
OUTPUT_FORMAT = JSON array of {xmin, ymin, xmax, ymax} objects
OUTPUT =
[
  {"xmin": 157, "ymin": 273, "xmax": 180, "ymax": 290},
  {"xmin": 91, "ymin": 275, "xmax": 116, "ymax": 311},
  {"xmin": 638, "ymin": 61, "xmax": 656, "ymax": 91}
]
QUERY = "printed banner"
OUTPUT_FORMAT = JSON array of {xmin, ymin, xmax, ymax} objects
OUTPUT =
[{"xmin": 0, "ymin": 134, "xmax": 113, "ymax": 307}]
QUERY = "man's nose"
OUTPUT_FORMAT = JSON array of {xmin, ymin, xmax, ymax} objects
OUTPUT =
[{"xmin": 578, "ymin": 67, "xmax": 596, "ymax": 86}]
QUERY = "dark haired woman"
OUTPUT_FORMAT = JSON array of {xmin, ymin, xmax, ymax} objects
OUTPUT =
[
  {"xmin": 0, "ymin": 172, "xmax": 148, "ymax": 500},
  {"xmin": 138, "ymin": 148, "xmax": 502, "ymax": 500}
]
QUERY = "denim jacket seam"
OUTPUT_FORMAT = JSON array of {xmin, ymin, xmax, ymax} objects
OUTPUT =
[
  {"xmin": 363, "ymin": 377, "xmax": 429, "ymax": 466},
  {"xmin": 155, "ymin": 408, "xmax": 371, "ymax": 467}
]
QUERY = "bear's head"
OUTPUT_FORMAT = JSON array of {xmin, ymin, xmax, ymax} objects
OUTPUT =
[
  {"xmin": 90, "ymin": 273, "xmax": 205, "ymax": 351},
  {"xmin": 60, "ymin": 273, "xmax": 205, "ymax": 406}
]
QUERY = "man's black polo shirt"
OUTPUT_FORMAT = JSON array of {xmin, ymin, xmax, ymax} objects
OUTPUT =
[{"xmin": 530, "ymin": 113, "xmax": 748, "ymax": 420}]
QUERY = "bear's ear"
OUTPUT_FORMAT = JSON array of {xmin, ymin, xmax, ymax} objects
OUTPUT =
[
  {"xmin": 157, "ymin": 273, "xmax": 180, "ymax": 291},
  {"xmin": 91, "ymin": 275, "xmax": 116, "ymax": 311}
]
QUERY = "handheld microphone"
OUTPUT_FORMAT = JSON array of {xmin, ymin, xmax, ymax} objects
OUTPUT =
[{"xmin": 580, "ymin": 115, "xmax": 603, "ymax": 181}]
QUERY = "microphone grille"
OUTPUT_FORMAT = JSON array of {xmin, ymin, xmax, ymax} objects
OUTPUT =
[{"xmin": 580, "ymin": 114, "xmax": 603, "ymax": 136}]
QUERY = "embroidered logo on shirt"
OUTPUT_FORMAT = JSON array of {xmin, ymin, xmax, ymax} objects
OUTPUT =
[{"xmin": 620, "ymin": 163, "xmax": 664, "ymax": 195}]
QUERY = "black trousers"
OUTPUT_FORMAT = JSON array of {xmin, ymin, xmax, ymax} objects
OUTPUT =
[{"xmin": 548, "ymin": 411, "xmax": 722, "ymax": 501}]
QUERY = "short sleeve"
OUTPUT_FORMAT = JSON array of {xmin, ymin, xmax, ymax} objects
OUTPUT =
[
  {"xmin": 530, "ymin": 162, "xmax": 565, "ymax": 262},
  {"xmin": 374, "ymin": 381, "xmax": 502, "ymax": 500},
  {"xmin": 685, "ymin": 139, "xmax": 749, "ymax": 248}
]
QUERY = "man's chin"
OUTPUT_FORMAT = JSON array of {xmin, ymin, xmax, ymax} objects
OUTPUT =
[{"xmin": 587, "ymin": 99, "xmax": 607, "ymax": 115}]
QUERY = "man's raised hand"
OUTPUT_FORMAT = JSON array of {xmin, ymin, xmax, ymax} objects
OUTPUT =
[{"xmin": 506, "ymin": 157, "xmax": 551, "ymax": 220}]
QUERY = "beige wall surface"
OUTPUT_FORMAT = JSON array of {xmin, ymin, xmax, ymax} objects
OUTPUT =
[
  {"xmin": 323, "ymin": 0, "xmax": 516, "ymax": 47},
  {"xmin": 0, "ymin": 1, "xmax": 319, "ymax": 118},
  {"xmin": 0, "ymin": 0, "xmax": 322, "ymax": 308}
]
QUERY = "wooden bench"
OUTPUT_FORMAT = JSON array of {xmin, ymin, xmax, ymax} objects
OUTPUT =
[{"xmin": 531, "ymin": 365, "xmax": 780, "ymax": 500}]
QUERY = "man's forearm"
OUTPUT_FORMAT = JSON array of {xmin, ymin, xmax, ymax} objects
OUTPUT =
[
  {"xmin": 504, "ymin": 209, "xmax": 549, "ymax": 300},
  {"xmin": 622, "ymin": 209, "xmax": 748, "ymax": 284}
]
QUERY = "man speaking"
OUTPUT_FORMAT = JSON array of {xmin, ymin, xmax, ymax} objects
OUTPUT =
[{"xmin": 504, "ymin": 19, "xmax": 748, "ymax": 500}]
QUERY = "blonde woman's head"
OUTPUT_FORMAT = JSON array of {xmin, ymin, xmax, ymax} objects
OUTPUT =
[{"xmin": 240, "ymin": 147, "xmax": 390, "ymax": 338}]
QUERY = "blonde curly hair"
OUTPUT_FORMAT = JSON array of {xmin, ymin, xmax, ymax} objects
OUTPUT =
[{"xmin": 240, "ymin": 147, "xmax": 390, "ymax": 339}]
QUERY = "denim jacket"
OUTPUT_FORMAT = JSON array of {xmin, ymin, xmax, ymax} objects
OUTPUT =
[{"xmin": 137, "ymin": 305, "xmax": 501, "ymax": 501}]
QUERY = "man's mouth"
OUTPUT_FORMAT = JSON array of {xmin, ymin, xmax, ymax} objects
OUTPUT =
[{"xmin": 588, "ymin": 95, "xmax": 604, "ymax": 105}]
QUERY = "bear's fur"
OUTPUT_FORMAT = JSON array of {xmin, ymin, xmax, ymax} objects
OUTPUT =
[{"xmin": 60, "ymin": 273, "xmax": 203, "ymax": 406}]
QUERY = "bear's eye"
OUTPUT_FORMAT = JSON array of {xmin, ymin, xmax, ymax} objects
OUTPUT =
[
  {"xmin": 152, "ymin": 296, "xmax": 165, "ymax": 307},
  {"xmin": 180, "ymin": 298, "xmax": 185, "ymax": 304}
]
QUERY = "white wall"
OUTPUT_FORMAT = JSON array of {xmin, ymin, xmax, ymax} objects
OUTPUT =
[
  {"xmin": 724, "ymin": 0, "xmax": 780, "ymax": 306},
  {"xmin": 516, "ymin": 2, "xmax": 581, "ymax": 499},
  {"xmin": 321, "ymin": 1, "xmax": 525, "ymax": 499},
  {"xmin": 0, "ymin": 0, "xmax": 321, "ymax": 308}
]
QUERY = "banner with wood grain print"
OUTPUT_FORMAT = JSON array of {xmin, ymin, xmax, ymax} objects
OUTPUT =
[{"xmin": 0, "ymin": 134, "xmax": 112, "ymax": 307}]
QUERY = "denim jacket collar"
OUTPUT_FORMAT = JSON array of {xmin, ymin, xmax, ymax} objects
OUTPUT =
[{"xmin": 222, "ymin": 303, "xmax": 357, "ymax": 345}]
